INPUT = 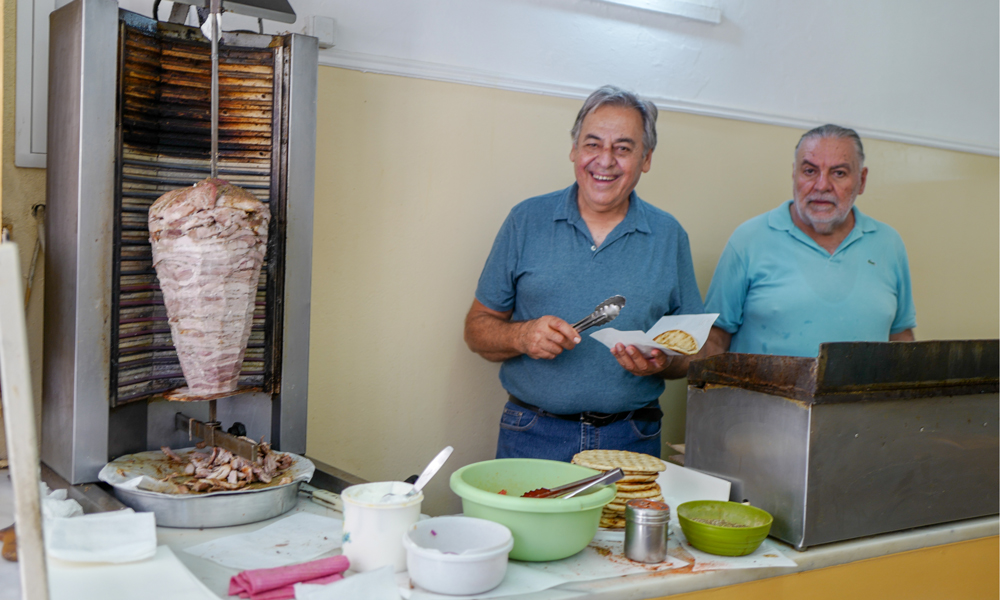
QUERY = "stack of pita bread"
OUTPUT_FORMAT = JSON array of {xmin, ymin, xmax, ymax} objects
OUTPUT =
[{"xmin": 571, "ymin": 449, "xmax": 667, "ymax": 529}]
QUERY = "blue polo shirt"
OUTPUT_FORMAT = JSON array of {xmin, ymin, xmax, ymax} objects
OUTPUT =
[
  {"xmin": 475, "ymin": 184, "xmax": 704, "ymax": 414},
  {"xmin": 704, "ymin": 200, "xmax": 916, "ymax": 358}
]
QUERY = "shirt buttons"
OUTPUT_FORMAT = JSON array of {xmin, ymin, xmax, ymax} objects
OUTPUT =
[{"xmin": 591, "ymin": 245, "xmax": 597, "ymax": 251}]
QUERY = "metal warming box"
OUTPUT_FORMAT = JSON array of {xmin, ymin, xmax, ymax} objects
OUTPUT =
[{"xmin": 685, "ymin": 340, "xmax": 999, "ymax": 550}]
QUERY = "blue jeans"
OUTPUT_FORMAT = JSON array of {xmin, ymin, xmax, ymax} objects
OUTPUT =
[{"xmin": 495, "ymin": 400, "xmax": 662, "ymax": 462}]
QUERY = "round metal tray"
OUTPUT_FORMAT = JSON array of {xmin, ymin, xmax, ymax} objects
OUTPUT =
[
  {"xmin": 99, "ymin": 448, "xmax": 314, "ymax": 528},
  {"xmin": 112, "ymin": 480, "xmax": 302, "ymax": 528}
]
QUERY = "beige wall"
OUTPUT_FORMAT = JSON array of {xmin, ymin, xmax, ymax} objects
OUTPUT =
[
  {"xmin": 307, "ymin": 67, "xmax": 999, "ymax": 515},
  {"xmin": 0, "ymin": 0, "xmax": 48, "ymax": 461}
]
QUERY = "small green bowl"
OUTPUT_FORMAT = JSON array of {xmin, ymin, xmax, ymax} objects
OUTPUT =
[
  {"xmin": 450, "ymin": 459, "xmax": 617, "ymax": 561},
  {"xmin": 677, "ymin": 500, "xmax": 773, "ymax": 556}
]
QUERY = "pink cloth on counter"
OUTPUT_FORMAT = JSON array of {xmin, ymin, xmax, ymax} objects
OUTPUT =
[{"xmin": 229, "ymin": 555, "xmax": 350, "ymax": 600}]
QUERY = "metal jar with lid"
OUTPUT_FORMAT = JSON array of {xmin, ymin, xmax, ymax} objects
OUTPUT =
[{"xmin": 624, "ymin": 498, "xmax": 671, "ymax": 563}]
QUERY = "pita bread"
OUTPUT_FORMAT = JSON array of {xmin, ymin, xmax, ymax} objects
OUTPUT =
[
  {"xmin": 605, "ymin": 495, "xmax": 665, "ymax": 512},
  {"xmin": 571, "ymin": 450, "xmax": 666, "ymax": 473},
  {"xmin": 615, "ymin": 485, "xmax": 663, "ymax": 499},
  {"xmin": 615, "ymin": 482, "xmax": 660, "ymax": 492},
  {"xmin": 652, "ymin": 329, "xmax": 698, "ymax": 355},
  {"xmin": 617, "ymin": 474, "xmax": 660, "ymax": 484}
]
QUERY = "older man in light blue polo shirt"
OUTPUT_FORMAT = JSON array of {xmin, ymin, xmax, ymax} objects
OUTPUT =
[
  {"xmin": 703, "ymin": 124, "xmax": 916, "ymax": 358},
  {"xmin": 464, "ymin": 86, "xmax": 704, "ymax": 462}
]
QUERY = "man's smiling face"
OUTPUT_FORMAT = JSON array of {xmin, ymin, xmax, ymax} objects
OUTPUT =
[{"xmin": 570, "ymin": 104, "xmax": 652, "ymax": 217}]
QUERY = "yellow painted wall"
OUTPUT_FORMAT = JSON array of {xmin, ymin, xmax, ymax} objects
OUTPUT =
[
  {"xmin": 307, "ymin": 67, "xmax": 999, "ymax": 515},
  {"xmin": 665, "ymin": 536, "xmax": 999, "ymax": 600},
  {"xmin": 0, "ymin": 0, "xmax": 48, "ymax": 462}
]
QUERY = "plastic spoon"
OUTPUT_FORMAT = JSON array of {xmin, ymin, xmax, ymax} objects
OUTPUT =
[{"xmin": 382, "ymin": 446, "xmax": 454, "ymax": 502}]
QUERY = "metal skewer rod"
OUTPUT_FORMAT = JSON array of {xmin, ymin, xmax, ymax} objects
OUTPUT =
[{"xmin": 210, "ymin": 0, "xmax": 221, "ymax": 179}]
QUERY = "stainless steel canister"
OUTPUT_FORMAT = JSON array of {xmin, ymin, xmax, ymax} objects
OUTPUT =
[{"xmin": 624, "ymin": 498, "xmax": 670, "ymax": 563}]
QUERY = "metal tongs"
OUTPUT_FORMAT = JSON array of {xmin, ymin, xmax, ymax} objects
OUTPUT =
[
  {"xmin": 523, "ymin": 468, "xmax": 624, "ymax": 499},
  {"xmin": 572, "ymin": 296, "xmax": 626, "ymax": 334}
]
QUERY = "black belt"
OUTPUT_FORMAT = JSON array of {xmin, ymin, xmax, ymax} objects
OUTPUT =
[{"xmin": 508, "ymin": 396, "xmax": 663, "ymax": 428}]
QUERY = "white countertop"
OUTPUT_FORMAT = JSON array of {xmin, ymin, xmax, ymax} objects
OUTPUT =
[
  {"xmin": 2, "ymin": 470, "xmax": 997, "ymax": 600},
  {"xmin": 151, "ymin": 496, "xmax": 1000, "ymax": 600}
]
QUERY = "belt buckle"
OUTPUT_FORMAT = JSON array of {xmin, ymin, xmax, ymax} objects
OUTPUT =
[{"xmin": 581, "ymin": 411, "xmax": 616, "ymax": 427}]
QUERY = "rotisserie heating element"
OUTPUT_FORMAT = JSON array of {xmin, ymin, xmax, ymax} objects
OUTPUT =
[
  {"xmin": 114, "ymin": 18, "xmax": 284, "ymax": 405},
  {"xmin": 42, "ymin": 0, "xmax": 317, "ymax": 485}
]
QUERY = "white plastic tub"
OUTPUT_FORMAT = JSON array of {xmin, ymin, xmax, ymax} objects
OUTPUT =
[
  {"xmin": 403, "ymin": 516, "xmax": 514, "ymax": 595},
  {"xmin": 342, "ymin": 481, "xmax": 422, "ymax": 573}
]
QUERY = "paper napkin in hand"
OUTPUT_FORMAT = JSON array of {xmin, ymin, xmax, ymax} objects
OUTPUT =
[{"xmin": 591, "ymin": 313, "xmax": 719, "ymax": 357}]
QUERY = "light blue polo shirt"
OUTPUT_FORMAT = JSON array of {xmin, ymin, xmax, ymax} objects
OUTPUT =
[
  {"xmin": 705, "ymin": 200, "xmax": 916, "ymax": 358},
  {"xmin": 475, "ymin": 184, "xmax": 704, "ymax": 414}
]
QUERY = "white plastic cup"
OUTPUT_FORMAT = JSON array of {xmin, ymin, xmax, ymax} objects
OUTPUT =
[{"xmin": 341, "ymin": 481, "xmax": 422, "ymax": 573}]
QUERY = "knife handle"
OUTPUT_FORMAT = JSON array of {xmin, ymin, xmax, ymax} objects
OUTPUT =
[{"xmin": 311, "ymin": 489, "xmax": 343, "ymax": 512}]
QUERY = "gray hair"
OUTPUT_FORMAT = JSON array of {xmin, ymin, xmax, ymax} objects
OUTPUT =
[
  {"xmin": 796, "ymin": 124, "xmax": 865, "ymax": 166},
  {"xmin": 570, "ymin": 85, "xmax": 658, "ymax": 157}
]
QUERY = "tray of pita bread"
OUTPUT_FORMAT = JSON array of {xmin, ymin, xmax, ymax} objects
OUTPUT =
[{"xmin": 590, "ymin": 313, "xmax": 719, "ymax": 357}]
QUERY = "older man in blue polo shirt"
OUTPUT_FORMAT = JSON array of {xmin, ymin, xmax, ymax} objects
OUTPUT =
[
  {"xmin": 702, "ymin": 124, "xmax": 916, "ymax": 358},
  {"xmin": 464, "ymin": 86, "xmax": 704, "ymax": 462}
]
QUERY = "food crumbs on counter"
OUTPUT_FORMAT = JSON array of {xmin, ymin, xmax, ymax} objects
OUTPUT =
[
  {"xmin": 589, "ymin": 542, "xmax": 665, "ymax": 571},
  {"xmin": 276, "ymin": 543, "xmax": 288, "ymax": 547},
  {"xmin": 430, "ymin": 530, "xmax": 437, "ymax": 536},
  {"xmin": 498, "ymin": 489, "xmax": 507, "ymax": 495}
]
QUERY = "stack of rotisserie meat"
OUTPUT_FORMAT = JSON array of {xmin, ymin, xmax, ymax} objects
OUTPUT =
[{"xmin": 148, "ymin": 178, "xmax": 271, "ymax": 396}]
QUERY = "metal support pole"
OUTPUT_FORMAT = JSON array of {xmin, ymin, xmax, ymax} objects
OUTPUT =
[
  {"xmin": 0, "ymin": 243, "xmax": 49, "ymax": 600},
  {"xmin": 210, "ymin": 0, "xmax": 221, "ymax": 179}
]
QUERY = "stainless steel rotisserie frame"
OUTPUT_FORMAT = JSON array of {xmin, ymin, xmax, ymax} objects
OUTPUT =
[
  {"xmin": 685, "ymin": 340, "xmax": 999, "ymax": 550},
  {"xmin": 42, "ymin": 0, "xmax": 317, "ymax": 485}
]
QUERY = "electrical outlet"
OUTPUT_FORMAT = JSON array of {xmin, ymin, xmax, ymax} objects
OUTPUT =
[{"xmin": 306, "ymin": 16, "xmax": 335, "ymax": 49}]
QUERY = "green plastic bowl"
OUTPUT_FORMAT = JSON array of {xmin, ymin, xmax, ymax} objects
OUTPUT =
[
  {"xmin": 450, "ymin": 459, "xmax": 617, "ymax": 561},
  {"xmin": 677, "ymin": 500, "xmax": 773, "ymax": 556}
]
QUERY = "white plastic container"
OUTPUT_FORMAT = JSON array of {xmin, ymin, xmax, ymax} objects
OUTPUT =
[
  {"xmin": 341, "ymin": 481, "xmax": 422, "ymax": 573},
  {"xmin": 403, "ymin": 516, "xmax": 514, "ymax": 595}
]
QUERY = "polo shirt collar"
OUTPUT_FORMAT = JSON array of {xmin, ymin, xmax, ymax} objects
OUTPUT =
[
  {"xmin": 769, "ymin": 199, "xmax": 877, "ymax": 256},
  {"xmin": 554, "ymin": 184, "xmax": 651, "ymax": 246}
]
